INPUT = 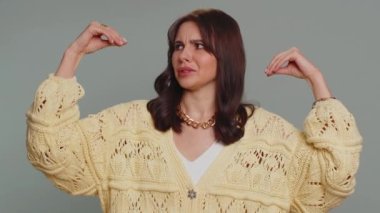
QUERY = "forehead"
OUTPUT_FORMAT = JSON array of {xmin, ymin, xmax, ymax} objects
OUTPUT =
[{"xmin": 175, "ymin": 21, "xmax": 202, "ymax": 40}]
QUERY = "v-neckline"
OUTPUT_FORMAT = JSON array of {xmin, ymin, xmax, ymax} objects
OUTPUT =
[
  {"xmin": 175, "ymin": 139, "xmax": 218, "ymax": 163},
  {"xmin": 162, "ymin": 128, "xmax": 235, "ymax": 190}
]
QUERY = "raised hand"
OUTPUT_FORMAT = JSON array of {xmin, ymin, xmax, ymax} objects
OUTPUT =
[
  {"xmin": 55, "ymin": 21, "xmax": 127, "ymax": 78},
  {"xmin": 69, "ymin": 21, "xmax": 127, "ymax": 56},
  {"xmin": 265, "ymin": 47, "xmax": 333, "ymax": 101},
  {"xmin": 264, "ymin": 47, "xmax": 320, "ymax": 80}
]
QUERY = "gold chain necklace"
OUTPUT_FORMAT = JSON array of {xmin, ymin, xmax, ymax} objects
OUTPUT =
[{"xmin": 176, "ymin": 105, "xmax": 216, "ymax": 129}]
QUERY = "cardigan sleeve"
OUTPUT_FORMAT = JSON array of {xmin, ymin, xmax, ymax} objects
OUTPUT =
[
  {"xmin": 26, "ymin": 74, "xmax": 99, "ymax": 196},
  {"xmin": 289, "ymin": 99, "xmax": 363, "ymax": 212}
]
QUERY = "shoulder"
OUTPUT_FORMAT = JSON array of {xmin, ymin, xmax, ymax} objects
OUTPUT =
[
  {"xmin": 245, "ymin": 106, "xmax": 304, "ymax": 143},
  {"xmin": 248, "ymin": 106, "xmax": 298, "ymax": 132},
  {"xmin": 103, "ymin": 99, "xmax": 151, "ymax": 121},
  {"xmin": 105, "ymin": 99, "xmax": 149, "ymax": 114},
  {"xmin": 80, "ymin": 99, "xmax": 153, "ymax": 131},
  {"xmin": 98, "ymin": 99, "xmax": 149, "ymax": 115}
]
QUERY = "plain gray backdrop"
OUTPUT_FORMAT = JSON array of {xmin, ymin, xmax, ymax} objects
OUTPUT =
[{"xmin": 1, "ymin": 0, "xmax": 378, "ymax": 212}]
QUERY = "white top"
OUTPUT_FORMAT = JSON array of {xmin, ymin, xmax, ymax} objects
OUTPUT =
[{"xmin": 175, "ymin": 142, "xmax": 224, "ymax": 185}]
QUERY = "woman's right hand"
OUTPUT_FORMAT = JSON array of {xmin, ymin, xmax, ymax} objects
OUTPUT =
[
  {"xmin": 68, "ymin": 21, "xmax": 127, "ymax": 55},
  {"xmin": 55, "ymin": 21, "xmax": 127, "ymax": 78}
]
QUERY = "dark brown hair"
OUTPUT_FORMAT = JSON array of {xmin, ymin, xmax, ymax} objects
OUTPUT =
[{"xmin": 147, "ymin": 9, "xmax": 254, "ymax": 145}]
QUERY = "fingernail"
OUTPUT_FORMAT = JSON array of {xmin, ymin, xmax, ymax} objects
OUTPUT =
[
  {"xmin": 122, "ymin": 37, "xmax": 127, "ymax": 43},
  {"xmin": 100, "ymin": 35, "xmax": 108, "ymax": 41}
]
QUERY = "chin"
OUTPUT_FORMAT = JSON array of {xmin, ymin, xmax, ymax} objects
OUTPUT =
[
  {"xmin": 175, "ymin": 76, "xmax": 193, "ymax": 88},
  {"xmin": 178, "ymin": 82, "xmax": 198, "ymax": 91},
  {"xmin": 178, "ymin": 80, "xmax": 216, "ymax": 93}
]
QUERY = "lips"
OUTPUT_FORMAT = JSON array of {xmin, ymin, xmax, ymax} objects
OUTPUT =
[{"xmin": 177, "ymin": 66, "xmax": 195, "ymax": 77}]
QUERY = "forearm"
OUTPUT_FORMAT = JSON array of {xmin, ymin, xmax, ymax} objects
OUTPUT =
[
  {"xmin": 55, "ymin": 47, "xmax": 84, "ymax": 79},
  {"xmin": 291, "ymin": 97, "xmax": 363, "ymax": 211},
  {"xmin": 306, "ymin": 71, "xmax": 333, "ymax": 100},
  {"xmin": 26, "ymin": 72, "xmax": 96, "ymax": 195}
]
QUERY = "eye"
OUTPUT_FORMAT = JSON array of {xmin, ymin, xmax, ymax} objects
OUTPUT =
[
  {"xmin": 174, "ymin": 43, "xmax": 184, "ymax": 50},
  {"xmin": 195, "ymin": 42, "xmax": 205, "ymax": 49}
]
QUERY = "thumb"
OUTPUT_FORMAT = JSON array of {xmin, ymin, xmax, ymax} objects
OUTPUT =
[
  {"xmin": 86, "ymin": 38, "xmax": 113, "ymax": 54},
  {"xmin": 272, "ymin": 64, "xmax": 305, "ymax": 79},
  {"xmin": 272, "ymin": 67, "xmax": 291, "ymax": 76}
]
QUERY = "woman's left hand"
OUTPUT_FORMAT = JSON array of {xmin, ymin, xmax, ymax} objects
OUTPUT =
[
  {"xmin": 265, "ymin": 47, "xmax": 320, "ymax": 80},
  {"xmin": 265, "ymin": 47, "xmax": 333, "ymax": 100}
]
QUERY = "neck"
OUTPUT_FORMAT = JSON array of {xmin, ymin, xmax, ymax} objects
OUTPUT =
[{"xmin": 181, "ymin": 90, "xmax": 216, "ymax": 121}]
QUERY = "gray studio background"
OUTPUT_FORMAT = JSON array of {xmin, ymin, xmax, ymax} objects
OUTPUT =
[{"xmin": 1, "ymin": 0, "xmax": 378, "ymax": 212}]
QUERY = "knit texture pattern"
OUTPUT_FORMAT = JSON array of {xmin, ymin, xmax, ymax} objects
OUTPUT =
[{"xmin": 26, "ymin": 74, "xmax": 362, "ymax": 213}]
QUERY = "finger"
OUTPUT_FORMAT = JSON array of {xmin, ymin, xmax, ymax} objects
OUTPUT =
[
  {"xmin": 96, "ymin": 23, "xmax": 119, "ymax": 45},
  {"xmin": 269, "ymin": 67, "xmax": 290, "ymax": 76},
  {"xmin": 272, "ymin": 53, "xmax": 293, "ymax": 73},
  {"xmin": 90, "ymin": 21, "xmax": 125, "ymax": 46},
  {"xmin": 88, "ymin": 21, "xmax": 116, "ymax": 44},
  {"xmin": 266, "ymin": 52, "xmax": 288, "ymax": 76},
  {"xmin": 99, "ymin": 34, "xmax": 115, "ymax": 45},
  {"xmin": 268, "ymin": 47, "xmax": 300, "ymax": 72},
  {"xmin": 95, "ymin": 39, "xmax": 114, "ymax": 50},
  {"xmin": 107, "ymin": 27, "xmax": 127, "ymax": 45},
  {"xmin": 270, "ymin": 48, "xmax": 296, "ymax": 72},
  {"xmin": 99, "ymin": 34, "xmax": 126, "ymax": 48},
  {"xmin": 267, "ymin": 51, "xmax": 286, "ymax": 73},
  {"xmin": 98, "ymin": 23, "xmax": 127, "ymax": 46},
  {"xmin": 269, "ymin": 63, "xmax": 305, "ymax": 79}
]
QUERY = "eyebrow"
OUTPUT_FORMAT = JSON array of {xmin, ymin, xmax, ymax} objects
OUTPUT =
[{"xmin": 174, "ymin": 39, "xmax": 204, "ymax": 44}]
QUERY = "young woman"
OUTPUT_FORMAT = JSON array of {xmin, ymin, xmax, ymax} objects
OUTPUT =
[{"xmin": 26, "ymin": 9, "xmax": 362, "ymax": 212}]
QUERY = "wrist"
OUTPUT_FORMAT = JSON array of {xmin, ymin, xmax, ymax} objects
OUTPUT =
[
  {"xmin": 55, "ymin": 49, "xmax": 84, "ymax": 79},
  {"xmin": 312, "ymin": 96, "xmax": 336, "ymax": 108},
  {"xmin": 306, "ymin": 70, "xmax": 333, "ymax": 100},
  {"xmin": 65, "ymin": 46, "xmax": 85, "ymax": 60},
  {"xmin": 306, "ymin": 69, "xmax": 323, "ymax": 84}
]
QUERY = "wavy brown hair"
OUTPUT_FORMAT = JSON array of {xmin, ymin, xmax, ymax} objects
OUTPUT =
[{"xmin": 147, "ymin": 9, "xmax": 255, "ymax": 145}]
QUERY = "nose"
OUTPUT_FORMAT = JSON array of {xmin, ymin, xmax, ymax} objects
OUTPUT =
[{"xmin": 178, "ymin": 46, "xmax": 192, "ymax": 62}]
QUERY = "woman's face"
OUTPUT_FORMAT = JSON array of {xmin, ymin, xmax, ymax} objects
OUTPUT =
[{"xmin": 171, "ymin": 21, "xmax": 217, "ymax": 92}]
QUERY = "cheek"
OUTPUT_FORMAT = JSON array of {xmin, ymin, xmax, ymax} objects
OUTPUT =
[
  {"xmin": 171, "ymin": 53, "xmax": 178, "ymax": 66},
  {"xmin": 204, "ymin": 56, "xmax": 217, "ymax": 74}
]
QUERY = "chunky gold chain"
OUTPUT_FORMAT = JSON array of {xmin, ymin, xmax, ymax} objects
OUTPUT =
[{"xmin": 176, "ymin": 105, "xmax": 216, "ymax": 129}]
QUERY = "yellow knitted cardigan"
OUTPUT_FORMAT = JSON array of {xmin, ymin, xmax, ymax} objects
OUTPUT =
[{"xmin": 26, "ymin": 74, "xmax": 362, "ymax": 213}]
